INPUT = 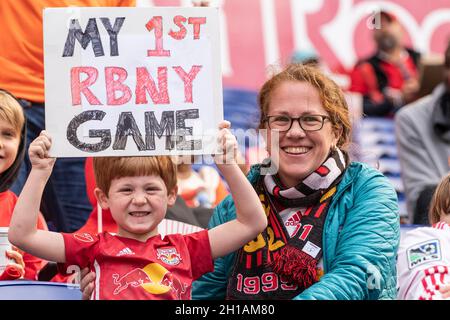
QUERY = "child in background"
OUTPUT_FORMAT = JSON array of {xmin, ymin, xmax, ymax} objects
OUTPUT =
[
  {"xmin": 176, "ymin": 155, "xmax": 228, "ymax": 208},
  {"xmin": 397, "ymin": 172, "xmax": 450, "ymax": 300},
  {"xmin": 0, "ymin": 90, "xmax": 47, "ymax": 280},
  {"xmin": 9, "ymin": 121, "xmax": 267, "ymax": 300}
]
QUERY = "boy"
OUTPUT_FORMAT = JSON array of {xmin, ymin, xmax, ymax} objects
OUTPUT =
[
  {"xmin": 9, "ymin": 121, "xmax": 267, "ymax": 299},
  {"xmin": 0, "ymin": 89, "xmax": 47, "ymax": 280}
]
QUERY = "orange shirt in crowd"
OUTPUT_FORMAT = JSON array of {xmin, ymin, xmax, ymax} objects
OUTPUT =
[
  {"xmin": 0, "ymin": 190, "xmax": 48, "ymax": 280},
  {"xmin": 0, "ymin": 0, "xmax": 136, "ymax": 103}
]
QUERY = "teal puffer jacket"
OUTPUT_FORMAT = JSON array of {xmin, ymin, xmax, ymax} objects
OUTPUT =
[{"xmin": 192, "ymin": 162, "xmax": 400, "ymax": 300}]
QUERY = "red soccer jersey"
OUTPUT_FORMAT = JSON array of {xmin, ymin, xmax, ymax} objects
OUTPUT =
[
  {"xmin": 0, "ymin": 190, "xmax": 48, "ymax": 280},
  {"xmin": 61, "ymin": 230, "xmax": 213, "ymax": 300},
  {"xmin": 350, "ymin": 54, "xmax": 418, "ymax": 97}
]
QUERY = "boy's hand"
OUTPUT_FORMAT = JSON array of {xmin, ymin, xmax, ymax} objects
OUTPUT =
[
  {"xmin": 214, "ymin": 120, "xmax": 237, "ymax": 166},
  {"xmin": 80, "ymin": 267, "xmax": 96, "ymax": 300},
  {"xmin": 29, "ymin": 131, "xmax": 55, "ymax": 173}
]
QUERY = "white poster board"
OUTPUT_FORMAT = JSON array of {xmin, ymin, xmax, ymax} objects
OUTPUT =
[{"xmin": 44, "ymin": 7, "xmax": 222, "ymax": 157}]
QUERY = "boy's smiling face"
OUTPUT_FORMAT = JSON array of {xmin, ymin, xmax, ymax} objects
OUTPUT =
[
  {"xmin": 95, "ymin": 175, "xmax": 177, "ymax": 242},
  {"xmin": 0, "ymin": 118, "xmax": 20, "ymax": 175}
]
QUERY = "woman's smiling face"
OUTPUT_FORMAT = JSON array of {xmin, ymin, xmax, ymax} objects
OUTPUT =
[{"xmin": 265, "ymin": 81, "xmax": 339, "ymax": 188}]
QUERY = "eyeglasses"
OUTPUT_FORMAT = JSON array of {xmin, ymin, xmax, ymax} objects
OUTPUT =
[{"xmin": 264, "ymin": 114, "xmax": 331, "ymax": 132}]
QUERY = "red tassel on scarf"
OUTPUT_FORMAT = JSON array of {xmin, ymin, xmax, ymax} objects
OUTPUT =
[{"xmin": 267, "ymin": 245, "xmax": 317, "ymax": 289}]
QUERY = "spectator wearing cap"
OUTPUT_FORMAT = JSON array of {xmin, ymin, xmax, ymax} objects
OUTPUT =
[{"xmin": 350, "ymin": 10, "xmax": 421, "ymax": 117}]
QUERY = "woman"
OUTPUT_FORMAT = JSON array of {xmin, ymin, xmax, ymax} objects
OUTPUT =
[
  {"xmin": 192, "ymin": 64, "xmax": 399, "ymax": 300},
  {"xmin": 80, "ymin": 64, "xmax": 399, "ymax": 299}
]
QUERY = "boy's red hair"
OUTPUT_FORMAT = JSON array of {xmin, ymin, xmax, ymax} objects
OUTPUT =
[{"xmin": 93, "ymin": 156, "xmax": 177, "ymax": 194}]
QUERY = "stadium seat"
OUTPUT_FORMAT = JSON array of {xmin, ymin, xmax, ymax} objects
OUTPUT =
[
  {"xmin": 356, "ymin": 117, "xmax": 407, "ymax": 220},
  {"xmin": 0, "ymin": 281, "xmax": 81, "ymax": 300}
]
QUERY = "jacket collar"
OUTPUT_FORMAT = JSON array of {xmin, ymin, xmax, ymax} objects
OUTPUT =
[{"xmin": 247, "ymin": 161, "xmax": 360, "ymax": 199}]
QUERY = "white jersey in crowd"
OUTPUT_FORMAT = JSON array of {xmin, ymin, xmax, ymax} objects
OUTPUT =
[{"xmin": 397, "ymin": 222, "xmax": 450, "ymax": 300}]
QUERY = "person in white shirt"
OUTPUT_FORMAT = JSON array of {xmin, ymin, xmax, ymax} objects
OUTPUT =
[{"xmin": 397, "ymin": 173, "xmax": 450, "ymax": 299}]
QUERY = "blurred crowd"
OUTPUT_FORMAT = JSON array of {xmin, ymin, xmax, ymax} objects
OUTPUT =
[{"xmin": 0, "ymin": 0, "xmax": 449, "ymax": 300}]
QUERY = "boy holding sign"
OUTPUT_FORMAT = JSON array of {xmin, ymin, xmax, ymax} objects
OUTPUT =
[{"xmin": 9, "ymin": 121, "xmax": 267, "ymax": 300}]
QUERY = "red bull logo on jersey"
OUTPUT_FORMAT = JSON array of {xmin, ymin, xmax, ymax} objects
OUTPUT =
[
  {"xmin": 156, "ymin": 247, "xmax": 182, "ymax": 266},
  {"xmin": 160, "ymin": 271, "xmax": 188, "ymax": 300},
  {"xmin": 112, "ymin": 268, "xmax": 154, "ymax": 295},
  {"xmin": 112, "ymin": 263, "xmax": 188, "ymax": 299}
]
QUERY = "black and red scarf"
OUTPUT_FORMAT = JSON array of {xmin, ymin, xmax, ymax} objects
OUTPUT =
[{"xmin": 226, "ymin": 148, "xmax": 348, "ymax": 299}]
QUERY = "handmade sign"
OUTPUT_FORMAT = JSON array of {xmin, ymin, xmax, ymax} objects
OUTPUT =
[{"xmin": 44, "ymin": 7, "xmax": 222, "ymax": 157}]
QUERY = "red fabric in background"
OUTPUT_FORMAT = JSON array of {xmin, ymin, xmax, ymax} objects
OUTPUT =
[{"xmin": 77, "ymin": 158, "xmax": 117, "ymax": 234}]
